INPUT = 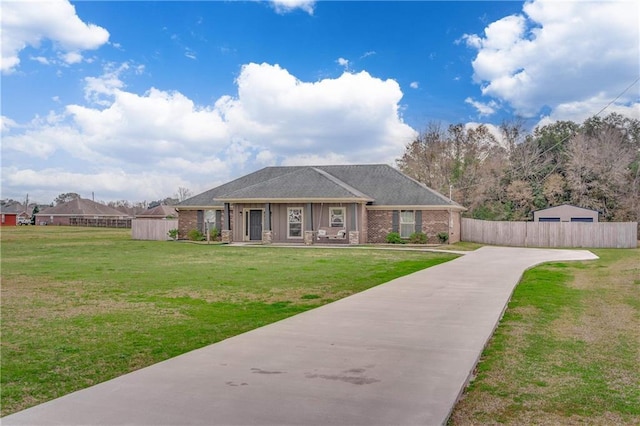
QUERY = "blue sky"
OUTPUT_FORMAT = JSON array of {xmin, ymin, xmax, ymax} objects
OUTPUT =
[{"xmin": 2, "ymin": 0, "xmax": 638, "ymax": 204}]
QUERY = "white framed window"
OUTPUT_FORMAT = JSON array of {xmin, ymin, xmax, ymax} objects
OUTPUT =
[
  {"xmin": 329, "ymin": 207, "xmax": 345, "ymax": 227},
  {"xmin": 400, "ymin": 210, "xmax": 415, "ymax": 238},
  {"xmin": 288, "ymin": 207, "xmax": 303, "ymax": 239}
]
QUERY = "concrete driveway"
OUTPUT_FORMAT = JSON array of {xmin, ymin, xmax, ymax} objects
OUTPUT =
[{"xmin": 2, "ymin": 246, "xmax": 597, "ymax": 426}]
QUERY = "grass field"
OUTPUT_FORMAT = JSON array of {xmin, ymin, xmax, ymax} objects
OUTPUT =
[
  {"xmin": 450, "ymin": 248, "xmax": 640, "ymax": 425},
  {"xmin": 0, "ymin": 226, "xmax": 457, "ymax": 416}
]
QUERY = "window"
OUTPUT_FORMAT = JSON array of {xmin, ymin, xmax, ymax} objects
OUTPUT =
[
  {"xmin": 288, "ymin": 207, "xmax": 303, "ymax": 238},
  {"xmin": 400, "ymin": 210, "xmax": 414, "ymax": 238},
  {"xmin": 539, "ymin": 217, "xmax": 560, "ymax": 222},
  {"xmin": 330, "ymin": 208, "xmax": 345, "ymax": 227},
  {"xmin": 571, "ymin": 217, "xmax": 593, "ymax": 223}
]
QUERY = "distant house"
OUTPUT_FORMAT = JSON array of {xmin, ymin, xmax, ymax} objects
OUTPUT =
[
  {"xmin": 0, "ymin": 202, "xmax": 31, "ymax": 226},
  {"xmin": 135, "ymin": 205, "xmax": 178, "ymax": 219},
  {"xmin": 0, "ymin": 207, "xmax": 18, "ymax": 226},
  {"xmin": 177, "ymin": 164, "xmax": 465, "ymax": 245},
  {"xmin": 533, "ymin": 205, "xmax": 599, "ymax": 223},
  {"xmin": 35, "ymin": 198, "xmax": 131, "ymax": 226}
]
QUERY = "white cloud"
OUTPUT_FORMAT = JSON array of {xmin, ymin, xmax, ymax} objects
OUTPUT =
[
  {"xmin": 464, "ymin": 0, "xmax": 639, "ymax": 123},
  {"xmin": 336, "ymin": 57, "xmax": 350, "ymax": 69},
  {"xmin": 220, "ymin": 63, "xmax": 416, "ymax": 161},
  {"xmin": 281, "ymin": 153, "xmax": 349, "ymax": 167},
  {"xmin": 1, "ymin": 0, "xmax": 109, "ymax": 73},
  {"xmin": 2, "ymin": 62, "xmax": 416, "ymax": 203},
  {"xmin": 31, "ymin": 56, "xmax": 50, "ymax": 65},
  {"xmin": 1, "ymin": 116, "xmax": 19, "ymax": 133},
  {"xmin": 60, "ymin": 51, "xmax": 83, "ymax": 65},
  {"xmin": 410, "ymin": 82, "xmax": 419, "ymax": 89},
  {"xmin": 464, "ymin": 97, "xmax": 497, "ymax": 116},
  {"xmin": 270, "ymin": 0, "xmax": 315, "ymax": 15}
]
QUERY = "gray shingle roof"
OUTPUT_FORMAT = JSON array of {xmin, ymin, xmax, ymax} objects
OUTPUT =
[
  {"xmin": 177, "ymin": 167, "xmax": 299, "ymax": 207},
  {"xmin": 217, "ymin": 167, "xmax": 373, "ymax": 201},
  {"xmin": 36, "ymin": 198, "xmax": 130, "ymax": 217},
  {"xmin": 178, "ymin": 164, "xmax": 463, "ymax": 209},
  {"xmin": 136, "ymin": 205, "xmax": 178, "ymax": 218},
  {"xmin": 316, "ymin": 164, "xmax": 456, "ymax": 206}
]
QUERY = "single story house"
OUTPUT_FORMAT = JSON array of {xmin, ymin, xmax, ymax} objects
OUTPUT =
[
  {"xmin": 533, "ymin": 205, "xmax": 599, "ymax": 223},
  {"xmin": 176, "ymin": 164, "xmax": 465, "ymax": 245},
  {"xmin": 36, "ymin": 198, "xmax": 131, "ymax": 226}
]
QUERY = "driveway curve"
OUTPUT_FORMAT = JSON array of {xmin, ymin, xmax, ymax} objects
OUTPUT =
[{"xmin": 2, "ymin": 246, "xmax": 598, "ymax": 426}]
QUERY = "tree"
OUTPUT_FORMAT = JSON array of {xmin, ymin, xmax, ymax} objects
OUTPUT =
[
  {"xmin": 399, "ymin": 113, "xmax": 638, "ymax": 222},
  {"xmin": 30, "ymin": 205, "xmax": 39, "ymax": 225},
  {"xmin": 54, "ymin": 193, "xmax": 80, "ymax": 205},
  {"xmin": 566, "ymin": 126, "xmax": 635, "ymax": 220},
  {"xmin": 506, "ymin": 180, "xmax": 534, "ymax": 220},
  {"xmin": 397, "ymin": 122, "xmax": 503, "ymax": 211},
  {"xmin": 542, "ymin": 173, "xmax": 566, "ymax": 206},
  {"xmin": 176, "ymin": 187, "xmax": 193, "ymax": 202},
  {"xmin": 397, "ymin": 122, "xmax": 451, "ymax": 194}
]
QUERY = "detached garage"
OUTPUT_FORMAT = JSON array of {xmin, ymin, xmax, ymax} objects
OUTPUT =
[{"xmin": 533, "ymin": 205, "xmax": 599, "ymax": 223}]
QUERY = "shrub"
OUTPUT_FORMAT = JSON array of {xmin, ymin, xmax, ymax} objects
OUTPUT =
[
  {"xmin": 409, "ymin": 232, "xmax": 427, "ymax": 244},
  {"xmin": 386, "ymin": 232, "xmax": 405, "ymax": 244},
  {"xmin": 187, "ymin": 229, "xmax": 205, "ymax": 241},
  {"xmin": 167, "ymin": 229, "xmax": 178, "ymax": 240},
  {"xmin": 437, "ymin": 231, "xmax": 449, "ymax": 244},
  {"xmin": 209, "ymin": 227, "xmax": 219, "ymax": 241}
]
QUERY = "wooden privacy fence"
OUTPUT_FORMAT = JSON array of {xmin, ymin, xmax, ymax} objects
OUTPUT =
[
  {"xmin": 132, "ymin": 219, "xmax": 179, "ymax": 241},
  {"xmin": 462, "ymin": 218, "xmax": 637, "ymax": 248}
]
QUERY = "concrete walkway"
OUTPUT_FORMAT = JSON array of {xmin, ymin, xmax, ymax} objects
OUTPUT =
[{"xmin": 2, "ymin": 246, "xmax": 598, "ymax": 426}]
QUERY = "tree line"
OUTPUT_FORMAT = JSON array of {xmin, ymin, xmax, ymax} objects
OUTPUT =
[{"xmin": 397, "ymin": 113, "xmax": 640, "ymax": 222}]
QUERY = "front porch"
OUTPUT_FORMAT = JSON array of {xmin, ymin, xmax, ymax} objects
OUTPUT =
[{"xmin": 223, "ymin": 202, "xmax": 365, "ymax": 245}]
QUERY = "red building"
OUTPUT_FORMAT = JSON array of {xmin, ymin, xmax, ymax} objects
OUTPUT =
[{"xmin": 1, "ymin": 211, "xmax": 18, "ymax": 226}]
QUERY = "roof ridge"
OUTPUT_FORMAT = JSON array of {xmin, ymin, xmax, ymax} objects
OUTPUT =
[
  {"xmin": 220, "ymin": 167, "xmax": 305, "ymax": 197},
  {"xmin": 310, "ymin": 167, "xmax": 373, "ymax": 199},
  {"xmin": 389, "ymin": 167, "xmax": 461, "ymax": 207}
]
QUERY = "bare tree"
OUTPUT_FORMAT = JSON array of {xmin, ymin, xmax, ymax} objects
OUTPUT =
[
  {"xmin": 566, "ymin": 128, "xmax": 633, "ymax": 220},
  {"xmin": 397, "ymin": 122, "xmax": 451, "ymax": 194},
  {"xmin": 176, "ymin": 187, "xmax": 193, "ymax": 202}
]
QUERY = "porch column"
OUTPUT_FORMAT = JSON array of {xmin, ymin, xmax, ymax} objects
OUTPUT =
[
  {"xmin": 264, "ymin": 203, "xmax": 271, "ymax": 231},
  {"xmin": 305, "ymin": 203, "xmax": 313, "ymax": 231},
  {"xmin": 262, "ymin": 203, "xmax": 272, "ymax": 244},
  {"xmin": 223, "ymin": 203, "xmax": 230, "ymax": 230},
  {"xmin": 348, "ymin": 203, "xmax": 359, "ymax": 245},
  {"xmin": 222, "ymin": 202, "xmax": 232, "ymax": 243},
  {"xmin": 350, "ymin": 203, "xmax": 357, "ymax": 230},
  {"xmin": 304, "ymin": 203, "xmax": 314, "ymax": 245}
]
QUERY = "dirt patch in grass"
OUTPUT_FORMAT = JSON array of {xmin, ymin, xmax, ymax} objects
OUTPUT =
[
  {"xmin": 157, "ymin": 286, "xmax": 351, "ymax": 305},
  {"xmin": 2, "ymin": 276, "xmax": 184, "ymax": 322}
]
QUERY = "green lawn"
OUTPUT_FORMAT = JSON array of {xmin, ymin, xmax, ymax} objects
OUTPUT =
[
  {"xmin": 0, "ymin": 226, "xmax": 457, "ymax": 416},
  {"xmin": 450, "ymin": 248, "xmax": 640, "ymax": 425}
]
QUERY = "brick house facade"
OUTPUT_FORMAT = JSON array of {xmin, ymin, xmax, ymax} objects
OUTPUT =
[{"xmin": 177, "ymin": 165, "xmax": 465, "ymax": 244}]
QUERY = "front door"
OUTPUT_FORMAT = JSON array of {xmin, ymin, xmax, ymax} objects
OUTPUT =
[{"xmin": 249, "ymin": 210, "xmax": 263, "ymax": 241}]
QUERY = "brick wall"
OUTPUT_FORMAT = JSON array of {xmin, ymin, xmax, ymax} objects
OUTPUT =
[
  {"xmin": 366, "ymin": 210, "xmax": 393, "ymax": 243},
  {"xmin": 178, "ymin": 210, "xmax": 198, "ymax": 239},
  {"xmin": 366, "ymin": 209, "xmax": 453, "ymax": 244},
  {"xmin": 178, "ymin": 209, "xmax": 233, "ymax": 240},
  {"xmin": 421, "ymin": 211, "xmax": 449, "ymax": 244}
]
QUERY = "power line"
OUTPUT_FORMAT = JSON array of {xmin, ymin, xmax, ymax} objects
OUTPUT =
[{"xmin": 593, "ymin": 76, "xmax": 640, "ymax": 118}]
